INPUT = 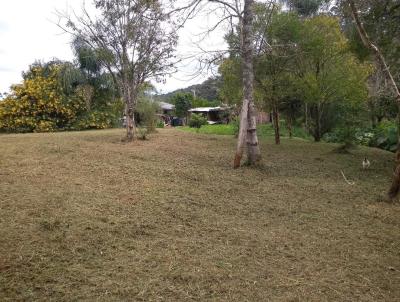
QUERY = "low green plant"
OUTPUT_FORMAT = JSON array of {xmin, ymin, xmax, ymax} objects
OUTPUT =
[
  {"xmin": 369, "ymin": 120, "xmax": 398, "ymax": 152},
  {"xmin": 156, "ymin": 120, "xmax": 165, "ymax": 128},
  {"xmin": 137, "ymin": 127, "xmax": 148, "ymax": 140},
  {"xmin": 324, "ymin": 120, "xmax": 399, "ymax": 152},
  {"xmin": 188, "ymin": 113, "xmax": 207, "ymax": 130},
  {"xmin": 231, "ymin": 118, "xmax": 240, "ymax": 137},
  {"xmin": 136, "ymin": 98, "xmax": 159, "ymax": 132}
]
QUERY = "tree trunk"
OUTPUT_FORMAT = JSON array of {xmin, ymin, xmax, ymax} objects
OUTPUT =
[
  {"xmin": 314, "ymin": 103, "xmax": 321, "ymax": 142},
  {"xmin": 247, "ymin": 100, "xmax": 261, "ymax": 163},
  {"xmin": 304, "ymin": 102, "xmax": 308, "ymax": 132},
  {"xmin": 126, "ymin": 104, "xmax": 135, "ymax": 142},
  {"xmin": 234, "ymin": 98, "xmax": 249, "ymax": 168},
  {"xmin": 123, "ymin": 84, "xmax": 137, "ymax": 142},
  {"xmin": 349, "ymin": 0, "xmax": 400, "ymax": 199},
  {"xmin": 272, "ymin": 106, "xmax": 280, "ymax": 145},
  {"xmin": 287, "ymin": 116, "xmax": 293, "ymax": 139},
  {"xmin": 234, "ymin": 0, "xmax": 261, "ymax": 168}
]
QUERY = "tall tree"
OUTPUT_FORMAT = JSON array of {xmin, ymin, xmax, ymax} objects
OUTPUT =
[
  {"xmin": 234, "ymin": 0, "xmax": 262, "ymax": 167},
  {"xmin": 347, "ymin": 0, "xmax": 400, "ymax": 199},
  {"xmin": 347, "ymin": 0, "xmax": 400, "ymax": 114},
  {"xmin": 59, "ymin": 0, "xmax": 177, "ymax": 141},
  {"xmin": 253, "ymin": 8, "xmax": 303, "ymax": 145}
]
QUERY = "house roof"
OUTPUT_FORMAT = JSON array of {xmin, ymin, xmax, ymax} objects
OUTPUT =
[
  {"xmin": 188, "ymin": 106, "xmax": 228, "ymax": 113},
  {"xmin": 158, "ymin": 102, "xmax": 175, "ymax": 110}
]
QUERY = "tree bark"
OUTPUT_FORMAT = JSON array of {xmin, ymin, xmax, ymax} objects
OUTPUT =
[
  {"xmin": 234, "ymin": 98, "xmax": 249, "ymax": 168},
  {"xmin": 315, "ymin": 103, "xmax": 322, "ymax": 142},
  {"xmin": 272, "ymin": 105, "xmax": 280, "ymax": 145},
  {"xmin": 287, "ymin": 116, "xmax": 293, "ymax": 139},
  {"xmin": 234, "ymin": 0, "xmax": 261, "ymax": 168},
  {"xmin": 123, "ymin": 83, "xmax": 137, "ymax": 142},
  {"xmin": 304, "ymin": 102, "xmax": 308, "ymax": 131},
  {"xmin": 349, "ymin": 0, "xmax": 400, "ymax": 103},
  {"xmin": 126, "ymin": 105, "xmax": 135, "ymax": 142},
  {"xmin": 348, "ymin": 0, "xmax": 400, "ymax": 199}
]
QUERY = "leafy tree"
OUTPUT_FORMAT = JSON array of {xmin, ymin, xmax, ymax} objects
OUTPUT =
[
  {"xmin": 60, "ymin": 0, "xmax": 177, "ymax": 141},
  {"xmin": 0, "ymin": 59, "xmax": 119, "ymax": 133},
  {"xmin": 170, "ymin": 93, "xmax": 193, "ymax": 118},
  {"xmin": 343, "ymin": 0, "xmax": 400, "ymax": 200},
  {"xmin": 336, "ymin": 0, "xmax": 400, "ymax": 128},
  {"xmin": 219, "ymin": 58, "xmax": 242, "ymax": 108},
  {"xmin": 191, "ymin": 97, "xmax": 220, "ymax": 108},
  {"xmin": 253, "ymin": 10, "xmax": 304, "ymax": 144},
  {"xmin": 296, "ymin": 16, "xmax": 371, "ymax": 141},
  {"xmin": 136, "ymin": 86, "xmax": 160, "ymax": 133},
  {"xmin": 189, "ymin": 113, "xmax": 207, "ymax": 130}
]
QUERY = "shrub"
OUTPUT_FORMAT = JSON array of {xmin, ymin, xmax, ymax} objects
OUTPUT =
[
  {"xmin": 71, "ymin": 111, "xmax": 115, "ymax": 130},
  {"xmin": 34, "ymin": 120, "xmax": 56, "ymax": 133},
  {"xmin": 156, "ymin": 120, "xmax": 165, "ymax": 128},
  {"xmin": 324, "ymin": 120, "xmax": 399, "ymax": 152},
  {"xmin": 0, "ymin": 63, "xmax": 86, "ymax": 133},
  {"xmin": 369, "ymin": 120, "xmax": 398, "ymax": 152},
  {"xmin": 137, "ymin": 127, "xmax": 148, "ymax": 140},
  {"xmin": 0, "ymin": 62, "xmax": 120, "ymax": 133},
  {"xmin": 188, "ymin": 113, "xmax": 207, "ymax": 129},
  {"xmin": 231, "ymin": 117, "xmax": 240, "ymax": 137},
  {"xmin": 136, "ymin": 98, "xmax": 159, "ymax": 132}
]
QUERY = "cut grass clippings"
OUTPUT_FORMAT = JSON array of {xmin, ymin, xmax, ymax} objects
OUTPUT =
[{"xmin": 0, "ymin": 128, "xmax": 399, "ymax": 301}]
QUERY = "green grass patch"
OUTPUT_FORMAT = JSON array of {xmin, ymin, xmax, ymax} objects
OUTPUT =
[
  {"xmin": 178, "ymin": 122, "xmax": 311, "ymax": 139},
  {"xmin": 178, "ymin": 124, "xmax": 236, "ymax": 135}
]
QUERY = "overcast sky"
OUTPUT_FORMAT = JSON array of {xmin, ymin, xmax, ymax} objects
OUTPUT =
[{"xmin": 0, "ymin": 0, "xmax": 227, "ymax": 95}]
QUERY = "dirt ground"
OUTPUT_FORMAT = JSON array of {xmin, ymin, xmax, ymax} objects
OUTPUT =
[{"xmin": 0, "ymin": 128, "xmax": 399, "ymax": 301}]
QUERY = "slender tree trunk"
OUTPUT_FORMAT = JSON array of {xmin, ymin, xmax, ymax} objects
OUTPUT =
[
  {"xmin": 349, "ymin": 0, "xmax": 400, "ymax": 199},
  {"xmin": 124, "ymin": 84, "xmax": 137, "ymax": 142},
  {"xmin": 234, "ymin": 0, "xmax": 261, "ymax": 168},
  {"xmin": 304, "ymin": 102, "xmax": 308, "ymax": 131},
  {"xmin": 272, "ymin": 105, "xmax": 280, "ymax": 145},
  {"xmin": 287, "ymin": 116, "xmax": 293, "ymax": 139},
  {"xmin": 349, "ymin": 1, "xmax": 400, "ymax": 102},
  {"xmin": 126, "ymin": 105, "xmax": 135, "ymax": 141},
  {"xmin": 314, "ymin": 103, "xmax": 322, "ymax": 142}
]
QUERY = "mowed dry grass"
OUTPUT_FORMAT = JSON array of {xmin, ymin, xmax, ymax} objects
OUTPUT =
[{"xmin": 0, "ymin": 128, "xmax": 399, "ymax": 301}]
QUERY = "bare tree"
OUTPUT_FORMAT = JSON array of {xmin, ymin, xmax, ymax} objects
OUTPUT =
[
  {"xmin": 59, "ymin": 0, "xmax": 177, "ymax": 141},
  {"xmin": 348, "ymin": 0, "xmax": 400, "ymax": 199}
]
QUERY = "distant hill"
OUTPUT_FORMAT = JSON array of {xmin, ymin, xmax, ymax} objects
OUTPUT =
[{"xmin": 156, "ymin": 77, "xmax": 221, "ymax": 103}]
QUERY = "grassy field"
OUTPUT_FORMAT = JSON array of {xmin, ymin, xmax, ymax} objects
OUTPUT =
[
  {"xmin": 0, "ymin": 128, "xmax": 399, "ymax": 301},
  {"xmin": 178, "ymin": 123, "xmax": 310, "ymax": 139}
]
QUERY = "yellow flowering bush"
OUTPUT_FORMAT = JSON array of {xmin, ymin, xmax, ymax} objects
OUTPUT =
[
  {"xmin": 71, "ymin": 111, "xmax": 115, "ymax": 130},
  {"xmin": 0, "ymin": 62, "xmax": 119, "ymax": 133}
]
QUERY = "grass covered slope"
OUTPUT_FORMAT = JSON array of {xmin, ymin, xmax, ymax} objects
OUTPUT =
[{"xmin": 0, "ymin": 129, "xmax": 399, "ymax": 301}]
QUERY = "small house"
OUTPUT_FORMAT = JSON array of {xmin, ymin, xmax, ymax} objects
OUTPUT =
[{"xmin": 157, "ymin": 102, "xmax": 175, "ymax": 125}]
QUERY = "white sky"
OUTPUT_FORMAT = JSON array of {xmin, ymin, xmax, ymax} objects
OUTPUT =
[{"xmin": 0, "ymin": 0, "xmax": 227, "ymax": 96}]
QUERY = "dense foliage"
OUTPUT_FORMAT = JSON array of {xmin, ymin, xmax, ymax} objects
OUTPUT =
[
  {"xmin": 219, "ymin": 9, "xmax": 372, "ymax": 144},
  {"xmin": 188, "ymin": 113, "xmax": 208, "ymax": 129},
  {"xmin": 0, "ymin": 61, "xmax": 119, "ymax": 133}
]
